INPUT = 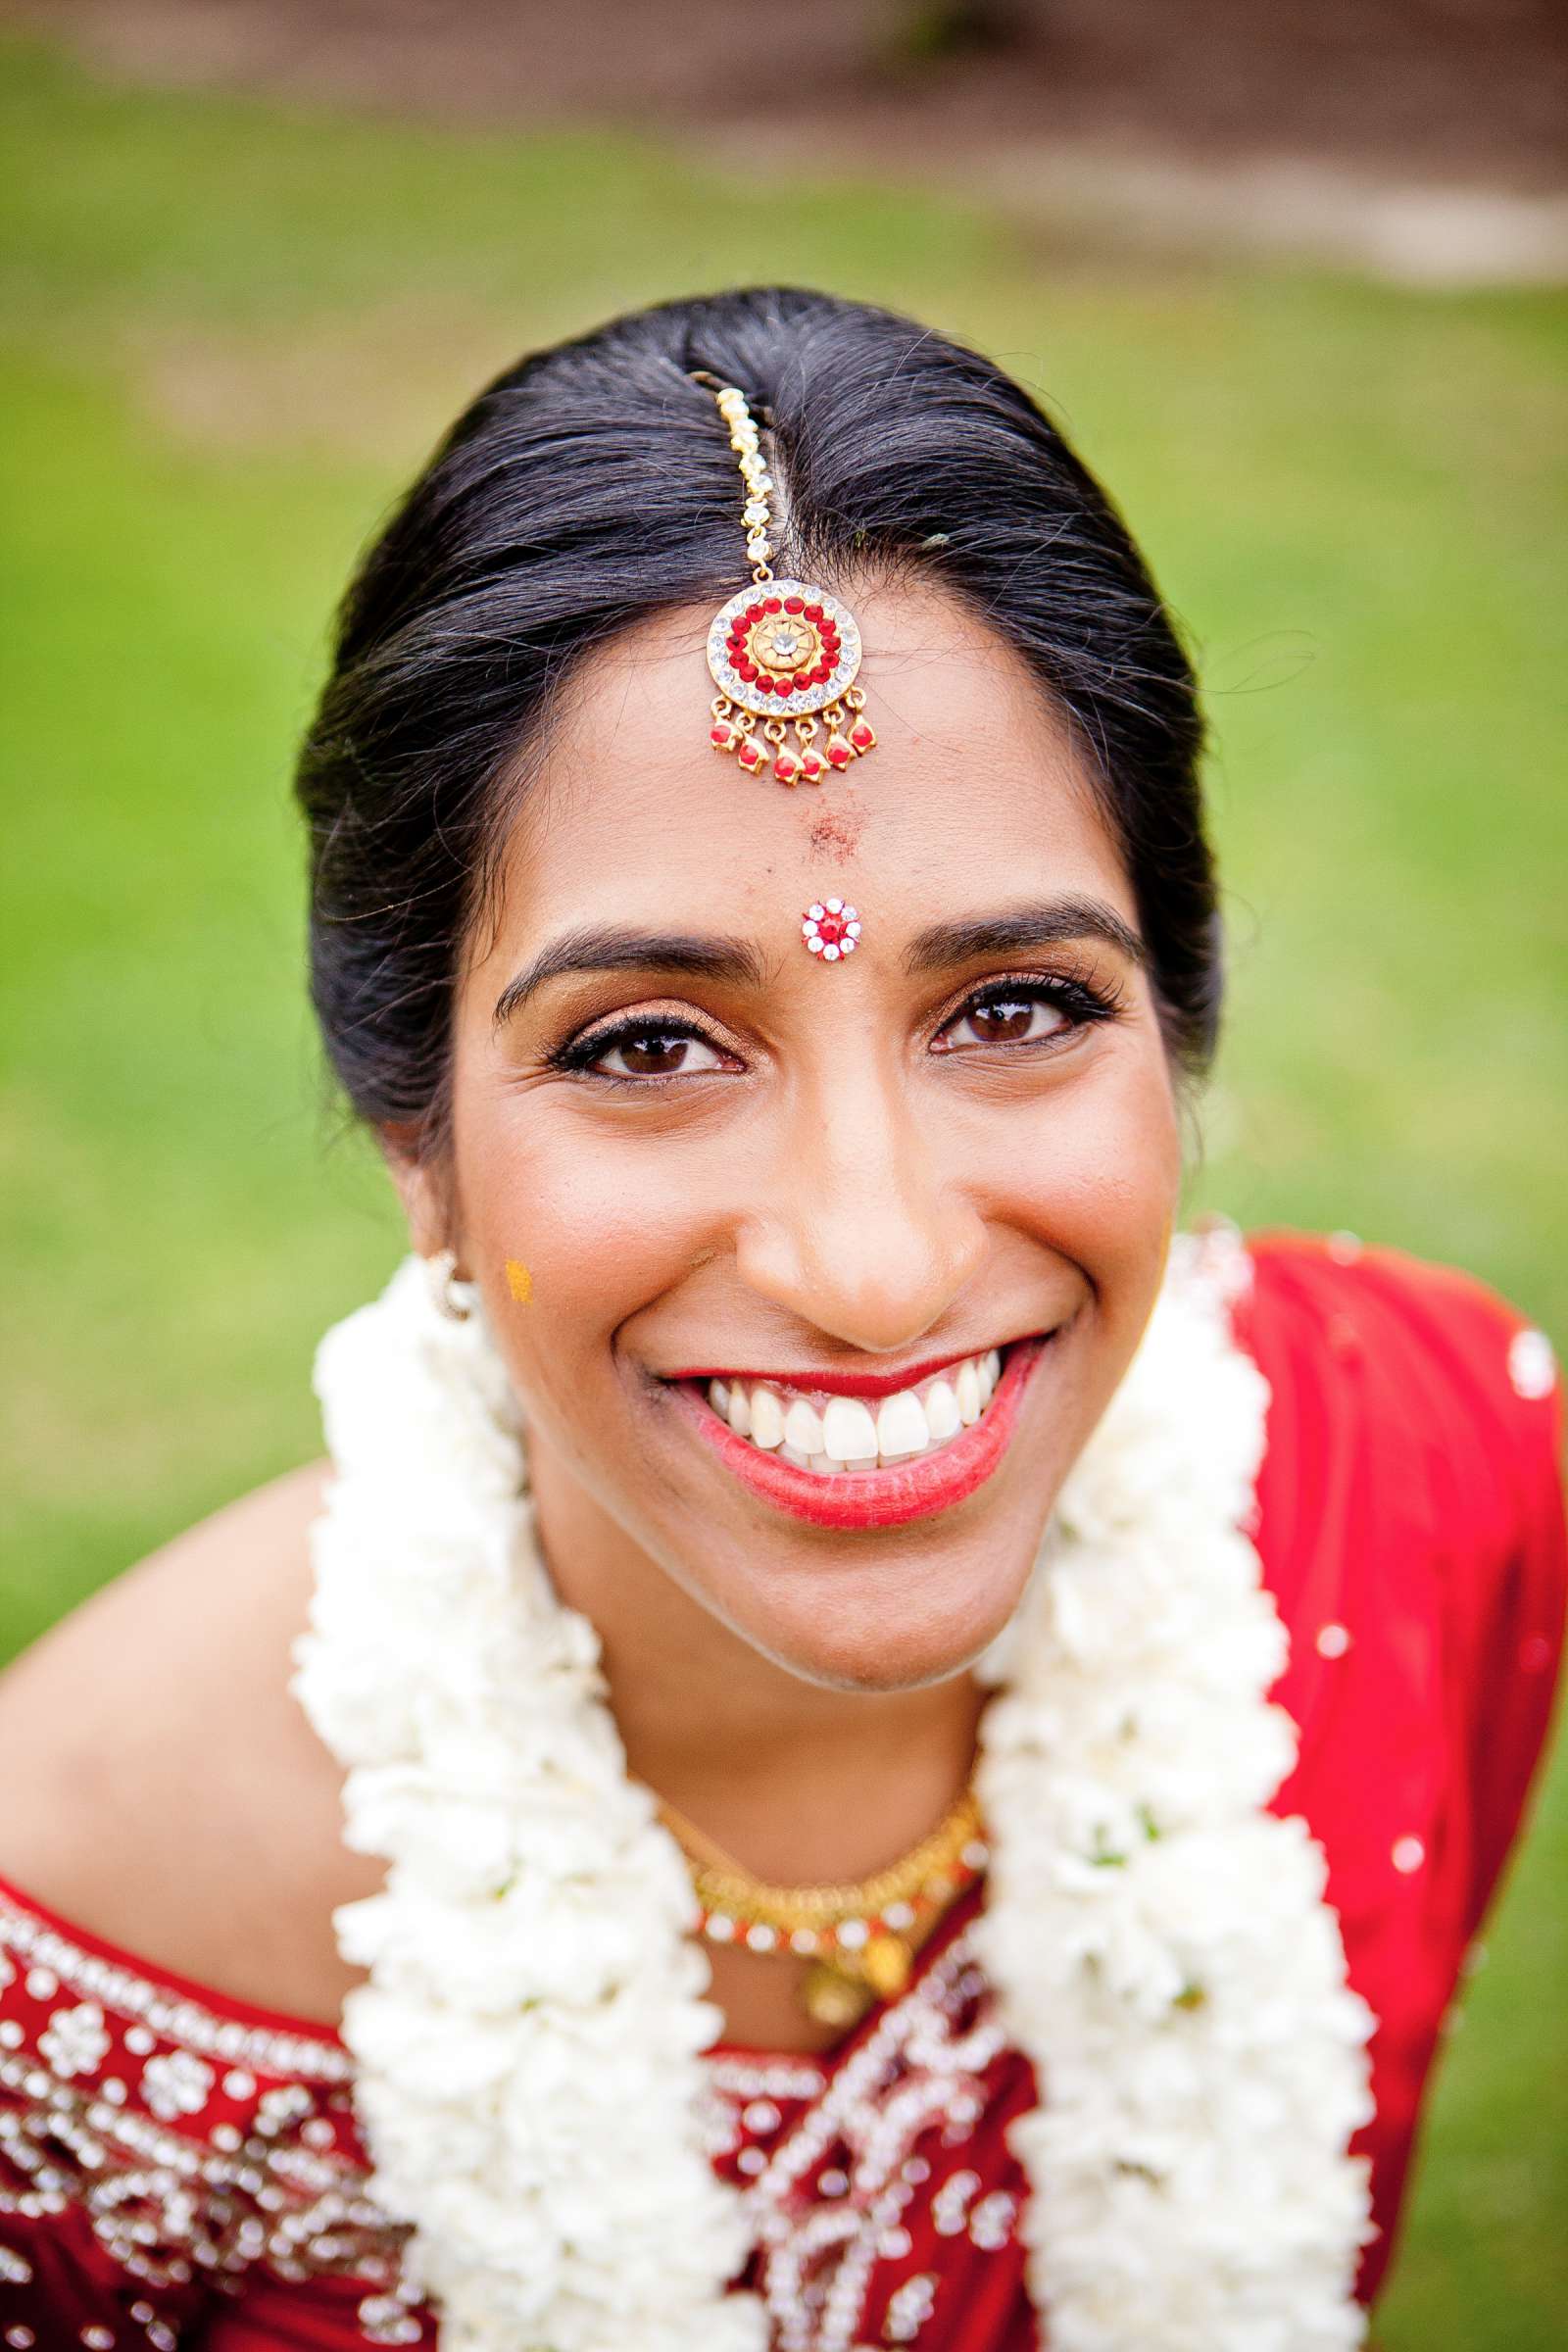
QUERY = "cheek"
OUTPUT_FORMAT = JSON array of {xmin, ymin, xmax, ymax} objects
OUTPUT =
[
  {"xmin": 961, "ymin": 1032, "xmax": 1182, "ymax": 1269},
  {"xmin": 452, "ymin": 1094, "xmax": 710, "ymax": 1353}
]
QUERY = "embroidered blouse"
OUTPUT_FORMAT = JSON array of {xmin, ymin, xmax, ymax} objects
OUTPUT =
[{"xmin": 2, "ymin": 1234, "xmax": 1563, "ymax": 2351}]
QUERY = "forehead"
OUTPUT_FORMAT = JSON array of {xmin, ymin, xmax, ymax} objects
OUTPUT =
[{"xmin": 483, "ymin": 577, "xmax": 1133, "ymax": 954}]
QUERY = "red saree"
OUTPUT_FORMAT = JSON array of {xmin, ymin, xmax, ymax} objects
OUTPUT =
[{"xmin": 2, "ymin": 1234, "xmax": 1562, "ymax": 2350}]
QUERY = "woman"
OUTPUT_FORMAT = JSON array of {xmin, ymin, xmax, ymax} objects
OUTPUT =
[{"xmin": 0, "ymin": 287, "xmax": 1560, "ymax": 2352}]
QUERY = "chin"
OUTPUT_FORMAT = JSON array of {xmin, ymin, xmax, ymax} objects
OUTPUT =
[{"xmin": 717, "ymin": 1542, "xmax": 1038, "ymax": 1695}]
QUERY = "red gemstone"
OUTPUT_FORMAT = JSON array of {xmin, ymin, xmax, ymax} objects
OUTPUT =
[
  {"xmin": 774, "ymin": 752, "xmax": 801, "ymax": 784},
  {"xmin": 826, "ymin": 737, "xmax": 854, "ymax": 770},
  {"xmin": 735, "ymin": 658, "xmax": 757, "ymax": 679},
  {"xmin": 815, "ymin": 908, "xmax": 850, "ymax": 946},
  {"xmin": 784, "ymin": 596, "xmax": 805, "ymax": 613},
  {"xmin": 764, "ymin": 596, "xmax": 782, "ymax": 612},
  {"xmin": 799, "ymin": 750, "xmax": 826, "ymax": 784},
  {"xmin": 820, "ymin": 626, "xmax": 840, "ymax": 647},
  {"xmin": 793, "ymin": 671, "xmax": 814, "ymax": 689},
  {"xmin": 812, "ymin": 662, "xmax": 832, "ymax": 683},
  {"xmin": 804, "ymin": 603, "xmax": 823, "ymax": 620},
  {"xmin": 746, "ymin": 603, "xmax": 764, "ymax": 622},
  {"xmin": 710, "ymin": 722, "xmax": 734, "ymax": 750},
  {"xmin": 850, "ymin": 720, "xmax": 875, "ymax": 751}
]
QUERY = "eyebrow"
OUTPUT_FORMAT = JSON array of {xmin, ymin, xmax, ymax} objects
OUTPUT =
[
  {"xmin": 493, "ymin": 897, "xmax": 1144, "ymax": 1026},
  {"xmin": 492, "ymin": 927, "xmax": 770, "ymax": 1027},
  {"xmin": 903, "ymin": 898, "xmax": 1146, "ymax": 974}
]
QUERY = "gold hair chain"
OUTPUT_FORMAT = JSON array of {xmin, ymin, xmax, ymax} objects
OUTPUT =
[{"xmin": 701, "ymin": 380, "xmax": 877, "ymax": 787}]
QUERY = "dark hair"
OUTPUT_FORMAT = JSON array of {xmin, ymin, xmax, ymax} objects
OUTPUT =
[{"xmin": 296, "ymin": 287, "xmax": 1219, "ymax": 1148}]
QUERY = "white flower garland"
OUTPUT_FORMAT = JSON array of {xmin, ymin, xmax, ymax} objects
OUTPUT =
[{"xmin": 293, "ymin": 1232, "xmax": 1375, "ymax": 2351}]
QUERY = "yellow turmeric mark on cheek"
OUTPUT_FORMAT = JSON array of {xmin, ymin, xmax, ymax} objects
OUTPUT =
[{"xmin": 505, "ymin": 1260, "xmax": 534, "ymax": 1304}]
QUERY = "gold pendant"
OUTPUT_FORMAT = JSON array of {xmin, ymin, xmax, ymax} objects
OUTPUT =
[{"xmin": 802, "ymin": 1961, "xmax": 876, "ymax": 2032}]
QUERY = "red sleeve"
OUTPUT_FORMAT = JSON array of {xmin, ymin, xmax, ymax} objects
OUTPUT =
[{"xmin": 1235, "ymin": 1231, "xmax": 1566, "ymax": 2307}]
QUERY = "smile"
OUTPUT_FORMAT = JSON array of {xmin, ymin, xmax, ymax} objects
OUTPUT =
[
  {"xmin": 667, "ymin": 1336, "xmax": 1051, "ymax": 1530},
  {"xmin": 708, "ymin": 1348, "xmax": 1004, "ymax": 1472}
]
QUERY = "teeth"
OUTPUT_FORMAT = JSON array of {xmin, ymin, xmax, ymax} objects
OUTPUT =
[
  {"xmin": 924, "ymin": 1379, "xmax": 960, "ymax": 1443},
  {"xmin": 876, "ymin": 1390, "xmax": 929, "ymax": 1456},
  {"xmin": 749, "ymin": 1385, "xmax": 785, "ymax": 1449},
  {"xmin": 706, "ymin": 1347, "xmax": 1010, "ymax": 1476},
  {"xmin": 821, "ymin": 1396, "xmax": 879, "ymax": 1462},
  {"xmin": 782, "ymin": 1397, "xmax": 824, "ymax": 1455}
]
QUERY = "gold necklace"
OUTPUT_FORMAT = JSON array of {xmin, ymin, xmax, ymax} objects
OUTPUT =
[{"xmin": 659, "ymin": 1783, "xmax": 989, "ymax": 2031}]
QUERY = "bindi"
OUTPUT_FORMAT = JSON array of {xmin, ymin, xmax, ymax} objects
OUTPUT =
[{"xmin": 801, "ymin": 898, "xmax": 861, "ymax": 963}]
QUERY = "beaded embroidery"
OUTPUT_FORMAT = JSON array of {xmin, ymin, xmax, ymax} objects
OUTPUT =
[{"xmin": 1, "ymin": 1891, "xmax": 1025, "ymax": 2348}]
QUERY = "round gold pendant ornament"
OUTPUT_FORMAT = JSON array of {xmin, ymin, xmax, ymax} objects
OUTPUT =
[{"xmin": 701, "ymin": 380, "xmax": 878, "ymax": 787}]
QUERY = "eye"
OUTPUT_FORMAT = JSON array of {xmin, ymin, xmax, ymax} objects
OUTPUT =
[
  {"xmin": 565, "ymin": 1020, "xmax": 736, "ymax": 1081},
  {"xmin": 932, "ymin": 976, "xmax": 1116, "ymax": 1054}
]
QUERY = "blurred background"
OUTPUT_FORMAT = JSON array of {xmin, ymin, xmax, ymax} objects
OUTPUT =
[{"xmin": 1, "ymin": 3, "xmax": 1564, "ymax": 2341}]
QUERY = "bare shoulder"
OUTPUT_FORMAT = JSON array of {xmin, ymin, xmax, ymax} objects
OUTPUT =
[{"xmin": 0, "ymin": 1464, "xmax": 376, "ymax": 2024}]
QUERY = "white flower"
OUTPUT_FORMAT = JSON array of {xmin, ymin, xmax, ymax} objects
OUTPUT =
[{"xmin": 39, "ymin": 1999, "xmax": 109, "ymax": 2080}]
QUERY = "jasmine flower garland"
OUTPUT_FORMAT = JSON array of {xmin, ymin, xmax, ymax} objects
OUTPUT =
[{"xmin": 293, "ymin": 1230, "xmax": 1375, "ymax": 2349}]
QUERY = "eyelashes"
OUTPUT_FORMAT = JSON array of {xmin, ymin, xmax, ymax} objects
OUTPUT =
[{"xmin": 547, "ymin": 969, "xmax": 1125, "ymax": 1087}]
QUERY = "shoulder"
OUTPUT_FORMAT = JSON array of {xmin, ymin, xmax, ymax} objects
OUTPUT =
[
  {"xmin": 1238, "ymin": 1227, "xmax": 1562, "ymax": 1541},
  {"xmin": 0, "ymin": 1463, "xmax": 377, "ymax": 2023},
  {"xmin": 1235, "ymin": 1228, "xmax": 1564, "ymax": 1893}
]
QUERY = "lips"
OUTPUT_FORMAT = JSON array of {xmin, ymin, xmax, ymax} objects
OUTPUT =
[{"xmin": 668, "ymin": 1336, "xmax": 1048, "ymax": 1530}]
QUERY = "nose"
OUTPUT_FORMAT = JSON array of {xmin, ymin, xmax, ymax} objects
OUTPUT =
[{"xmin": 734, "ymin": 1069, "xmax": 988, "ymax": 1356}]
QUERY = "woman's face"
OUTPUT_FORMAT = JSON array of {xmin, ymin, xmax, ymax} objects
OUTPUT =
[{"xmin": 411, "ymin": 578, "xmax": 1182, "ymax": 1690}]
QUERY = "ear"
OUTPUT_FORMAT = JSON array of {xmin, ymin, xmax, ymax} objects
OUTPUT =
[{"xmin": 377, "ymin": 1121, "xmax": 460, "ymax": 1266}]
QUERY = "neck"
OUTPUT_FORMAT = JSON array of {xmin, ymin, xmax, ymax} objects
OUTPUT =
[{"xmin": 528, "ymin": 1443, "xmax": 985, "ymax": 1886}]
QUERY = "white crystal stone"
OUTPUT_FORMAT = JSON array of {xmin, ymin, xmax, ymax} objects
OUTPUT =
[{"xmin": 822, "ymin": 944, "xmax": 840, "ymax": 960}]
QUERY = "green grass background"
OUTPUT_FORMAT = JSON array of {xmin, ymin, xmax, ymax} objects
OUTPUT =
[{"xmin": 1, "ymin": 35, "xmax": 1564, "ymax": 2344}]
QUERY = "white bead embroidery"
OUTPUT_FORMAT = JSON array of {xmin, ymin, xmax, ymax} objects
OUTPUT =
[{"xmin": 37, "ymin": 2001, "xmax": 110, "ymax": 2081}]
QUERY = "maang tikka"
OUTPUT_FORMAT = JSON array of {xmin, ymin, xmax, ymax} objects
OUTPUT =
[{"xmin": 702, "ymin": 381, "xmax": 877, "ymax": 786}]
